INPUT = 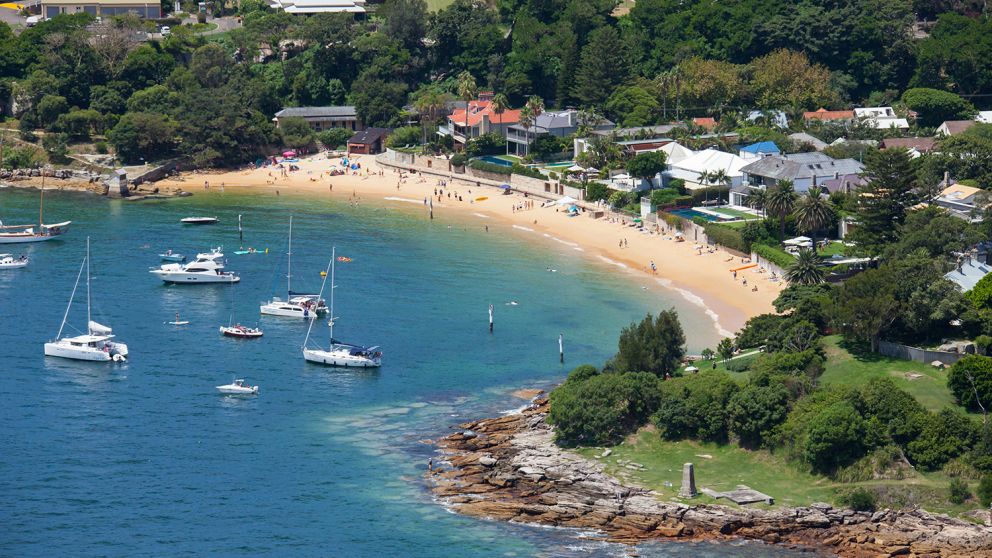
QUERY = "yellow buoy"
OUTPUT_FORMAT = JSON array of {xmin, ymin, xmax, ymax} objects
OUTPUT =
[{"xmin": 320, "ymin": 271, "xmax": 327, "ymax": 277}]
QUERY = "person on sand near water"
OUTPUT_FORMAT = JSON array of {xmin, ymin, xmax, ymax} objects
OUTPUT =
[{"xmin": 650, "ymin": 260, "xmax": 657, "ymax": 274}]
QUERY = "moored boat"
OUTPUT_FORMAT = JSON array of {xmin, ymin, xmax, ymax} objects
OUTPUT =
[
  {"xmin": 216, "ymin": 378, "xmax": 259, "ymax": 394},
  {"xmin": 151, "ymin": 250, "xmax": 240, "ymax": 283},
  {"xmin": 219, "ymin": 324, "xmax": 263, "ymax": 338},
  {"xmin": 180, "ymin": 217, "xmax": 218, "ymax": 225},
  {"xmin": 261, "ymin": 217, "xmax": 328, "ymax": 319},
  {"xmin": 0, "ymin": 253, "xmax": 28, "ymax": 269},
  {"xmin": 159, "ymin": 249, "xmax": 185, "ymax": 262}
]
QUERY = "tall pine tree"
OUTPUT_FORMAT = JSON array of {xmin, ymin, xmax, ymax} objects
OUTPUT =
[
  {"xmin": 572, "ymin": 26, "xmax": 627, "ymax": 107},
  {"xmin": 851, "ymin": 148, "xmax": 919, "ymax": 256}
]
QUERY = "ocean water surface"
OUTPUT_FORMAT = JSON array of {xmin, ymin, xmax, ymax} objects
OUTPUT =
[{"xmin": 0, "ymin": 188, "xmax": 808, "ymax": 557}]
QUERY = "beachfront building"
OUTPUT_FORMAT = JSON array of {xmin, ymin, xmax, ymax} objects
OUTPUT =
[
  {"xmin": 937, "ymin": 120, "xmax": 976, "ymax": 137},
  {"xmin": 657, "ymin": 142, "xmax": 695, "ymax": 166},
  {"xmin": 731, "ymin": 152, "xmax": 864, "ymax": 206},
  {"xmin": 267, "ymin": 0, "xmax": 366, "ymax": 13},
  {"xmin": 738, "ymin": 141, "xmax": 780, "ymax": 160},
  {"xmin": 438, "ymin": 92, "xmax": 521, "ymax": 149},
  {"xmin": 506, "ymin": 110, "xmax": 613, "ymax": 157},
  {"xmin": 347, "ymin": 128, "xmax": 389, "ymax": 155},
  {"xmin": 666, "ymin": 148, "xmax": 749, "ymax": 190},
  {"xmin": 273, "ymin": 106, "xmax": 364, "ymax": 133},
  {"xmin": 854, "ymin": 107, "xmax": 910, "ymax": 130},
  {"xmin": 41, "ymin": 0, "xmax": 160, "ymax": 17}
]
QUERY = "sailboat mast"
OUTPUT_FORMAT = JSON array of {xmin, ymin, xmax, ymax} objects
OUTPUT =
[
  {"xmin": 39, "ymin": 170, "xmax": 45, "ymax": 227},
  {"xmin": 86, "ymin": 237, "xmax": 91, "ymax": 335},
  {"xmin": 286, "ymin": 216, "xmax": 292, "ymax": 296},
  {"xmin": 329, "ymin": 246, "xmax": 335, "ymax": 343},
  {"xmin": 303, "ymin": 248, "xmax": 334, "ymax": 350},
  {"xmin": 57, "ymin": 254, "xmax": 86, "ymax": 340}
]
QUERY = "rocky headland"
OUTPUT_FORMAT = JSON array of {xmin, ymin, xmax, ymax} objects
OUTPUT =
[{"xmin": 430, "ymin": 396, "xmax": 992, "ymax": 557}]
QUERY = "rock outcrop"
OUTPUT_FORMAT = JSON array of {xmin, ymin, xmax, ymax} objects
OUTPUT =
[{"xmin": 430, "ymin": 396, "xmax": 992, "ymax": 557}]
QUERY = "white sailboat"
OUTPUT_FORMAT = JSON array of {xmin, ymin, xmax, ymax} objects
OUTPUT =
[
  {"xmin": 302, "ymin": 247, "xmax": 381, "ymax": 368},
  {"xmin": 0, "ymin": 175, "xmax": 71, "ymax": 244},
  {"xmin": 260, "ymin": 216, "xmax": 327, "ymax": 319},
  {"xmin": 44, "ymin": 238, "xmax": 128, "ymax": 362}
]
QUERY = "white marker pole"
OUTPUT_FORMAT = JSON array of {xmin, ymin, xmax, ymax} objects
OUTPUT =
[
  {"xmin": 488, "ymin": 303, "xmax": 494, "ymax": 333},
  {"xmin": 559, "ymin": 333, "xmax": 564, "ymax": 364}
]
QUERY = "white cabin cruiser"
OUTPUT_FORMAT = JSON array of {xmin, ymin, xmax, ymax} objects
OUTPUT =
[
  {"xmin": 216, "ymin": 378, "xmax": 259, "ymax": 394},
  {"xmin": 261, "ymin": 217, "xmax": 327, "ymax": 318},
  {"xmin": 150, "ymin": 249, "xmax": 239, "ymax": 283},
  {"xmin": 0, "ymin": 253, "xmax": 28, "ymax": 268},
  {"xmin": 44, "ymin": 239, "xmax": 128, "ymax": 362},
  {"xmin": 302, "ymin": 247, "xmax": 381, "ymax": 368},
  {"xmin": 181, "ymin": 216, "xmax": 218, "ymax": 225}
]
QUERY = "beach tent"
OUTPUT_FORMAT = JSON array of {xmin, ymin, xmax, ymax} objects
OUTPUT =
[
  {"xmin": 565, "ymin": 164, "xmax": 586, "ymax": 173},
  {"xmin": 283, "ymin": 150, "xmax": 297, "ymax": 157},
  {"xmin": 499, "ymin": 183, "xmax": 511, "ymax": 189},
  {"xmin": 612, "ymin": 173, "xmax": 631, "ymax": 180},
  {"xmin": 556, "ymin": 196, "xmax": 578, "ymax": 205},
  {"xmin": 783, "ymin": 236, "xmax": 813, "ymax": 247}
]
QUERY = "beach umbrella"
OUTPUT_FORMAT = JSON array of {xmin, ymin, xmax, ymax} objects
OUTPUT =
[
  {"xmin": 612, "ymin": 173, "xmax": 631, "ymax": 180},
  {"xmin": 556, "ymin": 196, "xmax": 578, "ymax": 205},
  {"xmin": 283, "ymin": 150, "xmax": 297, "ymax": 157},
  {"xmin": 565, "ymin": 164, "xmax": 585, "ymax": 173},
  {"xmin": 499, "ymin": 184, "xmax": 511, "ymax": 190}
]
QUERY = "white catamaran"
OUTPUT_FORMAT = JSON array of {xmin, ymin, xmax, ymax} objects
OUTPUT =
[
  {"xmin": 302, "ymin": 248, "xmax": 381, "ymax": 368},
  {"xmin": 0, "ymin": 174, "xmax": 71, "ymax": 244},
  {"xmin": 260, "ymin": 216, "xmax": 327, "ymax": 319},
  {"xmin": 44, "ymin": 238, "xmax": 129, "ymax": 362}
]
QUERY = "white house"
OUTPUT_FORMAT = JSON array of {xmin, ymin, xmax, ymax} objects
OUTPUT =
[
  {"xmin": 976, "ymin": 111, "xmax": 992, "ymax": 124},
  {"xmin": 666, "ymin": 149, "xmax": 749, "ymax": 190},
  {"xmin": 854, "ymin": 107, "xmax": 909, "ymax": 130},
  {"xmin": 268, "ymin": 0, "xmax": 366, "ymax": 12}
]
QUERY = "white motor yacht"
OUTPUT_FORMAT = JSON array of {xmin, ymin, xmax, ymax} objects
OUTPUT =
[
  {"xmin": 0, "ymin": 253, "xmax": 28, "ymax": 269},
  {"xmin": 44, "ymin": 239, "xmax": 129, "ymax": 362},
  {"xmin": 216, "ymin": 379, "xmax": 259, "ymax": 394},
  {"xmin": 181, "ymin": 216, "xmax": 218, "ymax": 225},
  {"xmin": 261, "ymin": 217, "xmax": 327, "ymax": 318},
  {"xmin": 302, "ymin": 247, "xmax": 381, "ymax": 368},
  {"xmin": 150, "ymin": 249, "xmax": 239, "ymax": 283}
]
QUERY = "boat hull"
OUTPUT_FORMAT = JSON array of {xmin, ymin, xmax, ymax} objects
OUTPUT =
[
  {"xmin": 0, "ymin": 261, "xmax": 28, "ymax": 269},
  {"xmin": 260, "ymin": 302, "xmax": 319, "ymax": 319},
  {"xmin": 303, "ymin": 348, "xmax": 381, "ymax": 368},
  {"xmin": 151, "ymin": 271, "xmax": 240, "ymax": 283},
  {"xmin": 219, "ymin": 326, "xmax": 263, "ymax": 338},
  {"xmin": 44, "ymin": 340, "xmax": 127, "ymax": 361},
  {"xmin": 0, "ymin": 234, "xmax": 60, "ymax": 244},
  {"xmin": 216, "ymin": 386, "xmax": 259, "ymax": 394}
]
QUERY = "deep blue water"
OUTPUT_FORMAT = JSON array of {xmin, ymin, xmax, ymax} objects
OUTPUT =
[{"xmin": 0, "ymin": 187, "xmax": 807, "ymax": 557}]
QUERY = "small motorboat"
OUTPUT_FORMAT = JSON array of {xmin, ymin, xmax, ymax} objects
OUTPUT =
[
  {"xmin": 159, "ymin": 250, "xmax": 186, "ymax": 262},
  {"xmin": 219, "ymin": 324, "xmax": 263, "ymax": 338},
  {"xmin": 233, "ymin": 247, "xmax": 261, "ymax": 255},
  {"xmin": 0, "ymin": 253, "xmax": 28, "ymax": 269},
  {"xmin": 181, "ymin": 217, "xmax": 219, "ymax": 225},
  {"xmin": 216, "ymin": 378, "xmax": 259, "ymax": 395}
]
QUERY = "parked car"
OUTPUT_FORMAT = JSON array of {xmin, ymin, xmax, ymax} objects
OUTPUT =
[
  {"xmin": 161, "ymin": 26, "xmax": 171, "ymax": 36},
  {"xmin": 25, "ymin": 15, "xmax": 42, "ymax": 27}
]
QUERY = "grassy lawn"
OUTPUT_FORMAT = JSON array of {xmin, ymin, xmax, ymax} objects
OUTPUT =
[
  {"xmin": 577, "ymin": 428, "xmax": 982, "ymax": 515},
  {"xmin": 819, "ymin": 335, "xmax": 957, "ymax": 412},
  {"xmin": 710, "ymin": 207, "xmax": 759, "ymax": 220},
  {"xmin": 426, "ymin": 0, "xmax": 454, "ymax": 10},
  {"xmin": 819, "ymin": 241, "xmax": 847, "ymax": 257}
]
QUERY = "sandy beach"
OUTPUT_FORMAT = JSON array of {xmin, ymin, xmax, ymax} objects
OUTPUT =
[{"xmin": 154, "ymin": 153, "xmax": 783, "ymax": 337}]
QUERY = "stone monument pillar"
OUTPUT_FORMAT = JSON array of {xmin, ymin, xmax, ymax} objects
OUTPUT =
[{"xmin": 679, "ymin": 462, "xmax": 697, "ymax": 498}]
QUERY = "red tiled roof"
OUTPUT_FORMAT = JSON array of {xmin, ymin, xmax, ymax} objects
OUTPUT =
[
  {"xmin": 880, "ymin": 137, "xmax": 936, "ymax": 152},
  {"xmin": 803, "ymin": 108, "xmax": 855, "ymax": 121},
  {"xmin": 449, "ymin": 100, "xmax": 522, "ymax": 127},
  {"xmin": 692, "ymin": 117, "xmax": 717, "ymax": 130}
]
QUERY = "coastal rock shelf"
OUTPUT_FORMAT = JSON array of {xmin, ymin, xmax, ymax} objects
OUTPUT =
[{"xmin": 430, "ymin": 397, "xmax": 992, "ymax": 557}]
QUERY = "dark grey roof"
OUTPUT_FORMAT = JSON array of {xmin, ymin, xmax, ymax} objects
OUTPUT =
[
  {"xmin": 275, "ymin": 106, "xmax": 357, "ymax": 119},
  {"xmin": 348, "ymin": 127, "xmax": 390, "ymax": 145},
  {"xmin": 820, "ymin": 173, "xmax": 866, "ymax": 194},
  {"xmin": 510, "ymin": 111, "xmax": 614, "ymax": 134},
  {"xmin": 741, "ymin": 153, "xmax": 864, "ymax": 181}
]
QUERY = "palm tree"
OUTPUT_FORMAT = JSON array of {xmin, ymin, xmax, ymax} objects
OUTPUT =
[
  {"xmin": 413, "ymin": 87, "xmax": 450, "ymax": 145},
  {"xmin": 793, "ymin": 185, "xmax": 833, "ymax": 253},
  {"xmin": 710, "ymin": 169, "xmax": 729, "ymax": 205},
  {"xmin": 765, "ymin": 180, "xmax": 797, "ymax": 243},
  {"xmin": 489, "ymin": 92, "xmax": 508, "ymax": 154},
  {"xmin": 785, "ymin": 248, "xmax": 825, "ymax": 285},
  {"xmin": 747, "ymin": 188, "xmax": 766, "ymax": 217},
  {"xmin": 456, "ymin": 71, "xmax": 478, "ymax": 150},
  {"xmin": 520, "ymin": 95, "xmax": 544, "ymax": 157}
]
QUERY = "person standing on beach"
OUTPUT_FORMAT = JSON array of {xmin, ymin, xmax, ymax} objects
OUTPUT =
[{"xmin": 650, "ymin": 260, "xmax": 657, "ymax": 274}]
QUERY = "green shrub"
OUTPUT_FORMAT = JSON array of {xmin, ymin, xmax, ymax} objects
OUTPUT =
[
  {"xmin": 94, "ymin": 141, "xmax": 109, "ymax": 154},
  {"xmin": 468, "ymin": 159, "xmax": 512, "ymax": 175},
  {"xmin": 979, "ymin": 475, "xmax": 992, "ymax": 507},
  {"xmin": 511, "ymin": 163, "xmax": 545, "ymax": 179},
  {"xmin": 610, "ymin": 310, "xmax": 686, "ymax": 378},
  {"xmin": 966, "ymin": 273, "xmax": 992, "ymax": 309},
  {"xmin": 653, "ymin": 370, "xmax": 738, "ymax": 443},
  {"xmin": 727, "ymin": 381, "xmax": 790, "ymax": 448},
  {"xmin": 735, "ymin": 313, "xmax": 784, "ymax": 349},
  {"xmin": 976, "ymin": 335, "xmax": 992, "ymax": 356},
  {"xmin": 548, "ymin": 371, "xmax": 663, "ymax": 447},
  {"xmin": 906, "ymin": 409, "xmax": 979, "ymax": 471},
  {"xmin": 724, "ymin": 354, "xmax": 758, "ymax": 372},
  {"xmin": 585, "ymin": 182, "xmax": 609, "ymax": 202},
  {"xmin": 316, "ymin": 128, "xmax": 351, "ymax": 150},
  {"xmin": 753, "ymin": 243, "xmax": 796, "ymax": 269},
  {"xmin": 947, "ymin": 355, "xmax": 992, "ymax": 413},
  {"xmin": 949, "ymin": 478, "xmax": 970, "ymax": 504},
  {"xmin": 837, "ymin": 487, "xmax": 877, "ymax": 512},
  {"xmin": 464, "ymin": 133, "xmax": 506, "ymax": 156},
  {"xmin": 704, "ymin": 222, "xmax": 747, "ymax": 252},
  {"xmin": 385, "ymin": 125, "xmax": 421, "ymax": 148},
  {"xmin": 449, "ymin": 153, "xmax": 467, "ymax": 167}
]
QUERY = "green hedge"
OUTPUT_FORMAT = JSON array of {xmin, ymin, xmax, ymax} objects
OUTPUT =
[
  {"xmin": 704, "ymin": 222, "xmax": 748, "ymax": 252},
  {"xmin": 468, "ymin": 160, "xmax": 512, "ymax": 175},
  {"xmin": 753, "ymin": 243, "xmax": 796, "ymax": 269},
  {"xmin": 511, "ymin": 163, "xmax": 545, "ymax": 179}
]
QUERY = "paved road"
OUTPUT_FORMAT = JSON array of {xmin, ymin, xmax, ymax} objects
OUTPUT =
[{"xmin": 0, "ymin": 6, "xmax": 27, "ymax": 30}]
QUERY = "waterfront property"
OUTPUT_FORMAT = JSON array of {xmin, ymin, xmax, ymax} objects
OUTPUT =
[
  {"xmin": 853, "ymin": 106, "xmax": 910, "ymax": 129},
  {"xmin": 439, "ymin": 92, "xmax": 521, "ymax": 148},
  {"xmin": 666, "ymin": 148, "xmax": 748, "ymax": 190},
  {"xmin": 347, "ymin": 128, "xmax": 390, "ymax": 155},
  {"xmin": 731, "ymin": 152, "xmax": 864, "ymax": 206},
  {"xmin": 738, "ymin": 141, "xmax": 780, "ymax": 160},
  {"xmin": 880, "ymin": 137, "xmax": 936, "ymax": 157},
  {"xmin": 937, "ymin": 120, "xmax": 977, "ymax": 137},
  {"xmin": 41, "ymin": 0, "xmax": 160, "ymax": 17},
  {"xmin": 273, "ymin": 106, "xmax": 364, "ymax": 133},
  {"xmin": 507, "ymin": 110, "xmax": 613, "ymax": 157},
  {"xmin": 803, "ymin": 108, "xmax": 855, "ymax": 124}
]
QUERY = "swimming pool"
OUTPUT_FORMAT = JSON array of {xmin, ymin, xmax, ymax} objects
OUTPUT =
[
  {"xmin": 476, "ymin": 155, "xmax": 514, "ymax": 167},
  {"xmin": 668, "ymin": 208, "xmax": 719, "ymax": 221}
]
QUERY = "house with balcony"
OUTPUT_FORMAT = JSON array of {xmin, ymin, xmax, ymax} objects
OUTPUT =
[
  {"xmin": 731, "ymin": 152, "xmax": 864, "ymax": 206},
  {"xmin": 42, "ymin": 0, "xmax": 160, "ymax": 17},
  {"xmin": 666, "ymin": 148, "xmax": 749, "ymax": 190},
  {"xmin": 738, "ymin": 141, "xmax": 780, "ymax": 160},
  {"xmin": 273, "ymin": 106, "xmax": 363, "ymax": 133},
  {"xmin": 507, "ymin": 110, "xmax": 613, "ymax": 156},
  {"xmin": 438, "ymin": 92, "xmax": 521, "ymax": 148}
]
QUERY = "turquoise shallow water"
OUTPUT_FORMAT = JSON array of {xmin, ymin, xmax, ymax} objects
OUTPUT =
[{"xmin": 0, "ymin": 187, "xmax": 807, "ymax": 557}]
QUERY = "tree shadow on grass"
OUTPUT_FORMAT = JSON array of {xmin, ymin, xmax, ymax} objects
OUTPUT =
[{"xmin": 836, "ymin": 338, "xmax": 889, "ymax": 364}]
